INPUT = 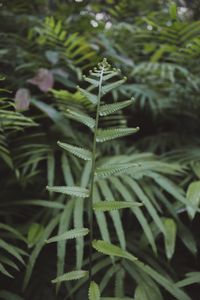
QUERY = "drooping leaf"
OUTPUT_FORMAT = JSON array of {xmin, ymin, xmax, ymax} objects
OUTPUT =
[
  {"xmin": 58, "ymin": 141, "xmax": 92, "ymax": 160},
  {"xmin": 51, "ymin": 270, "xmax": 88, "ymax": 283},
  {"xmin": 46, "ymin": 186, "xmax": 89, "ymax": 198}
]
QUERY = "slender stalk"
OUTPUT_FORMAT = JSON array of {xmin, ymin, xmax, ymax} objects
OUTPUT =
[{"xmin": 88, "ymin": 65, "xmax": 104, "ymax": 283}]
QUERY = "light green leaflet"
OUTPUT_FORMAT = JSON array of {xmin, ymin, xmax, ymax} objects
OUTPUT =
[
  {"xmin": 88, "ymin": 281, "xmax": 100, "ymax": 300},
  {"xmin": 96, "ymin": 127, "xmax": 139, "ymax": 142},
  {"xmin": 92, "ymin": 240, "xmax": 137, "ymax": 263},
  {"xmin": 58, "ymin": 141, "xmax": 92, "ymax": 160},
  {"xmin": 93, "ymin": 201, "xmax": 141, "ymax": 212},
  {"xmin": 46, "ymin": 186, "xmax": 89, "ymax": 198},
  {"xmin": 95, "ymin": 163, "xmax": 140, "ymax": 179},
  {"xmin": 46, "ymin": 228, "xmax": 89, "ymax": 243},
  {"xmin": 163, "ymin": 218, "xmax": 177, "ymax": 260},
  {"xmin": 186, "ymin": 181, "xmax": 200, "ymax": 219},
  {"xmin": 99, "ymin": 99, "xmax": 134, "ymax": 116},
  {"xmin": 66, "ymin": 109, "xmax": 95, "ymax": 129},
  {"xmin": 102, "ymin": 78, "xmax": 127, "ymax": 94},
  {"xmin": 51, "ymin": 270, "xmax": 88, "ymax": 283},
  {"xmin": 77, "ymin": 86, "xmax": 98, "ymax": 104}
]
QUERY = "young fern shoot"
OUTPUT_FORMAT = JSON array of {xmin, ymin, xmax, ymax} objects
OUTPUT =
[{"xmin": 46, "ymin": 58, "xmax": 140, "ymax": 293}]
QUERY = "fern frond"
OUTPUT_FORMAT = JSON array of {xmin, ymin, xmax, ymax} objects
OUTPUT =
[
  {"xmin": 65, "ymin": 109, "xmax": 95, "ymax": 129},
  {"xmin": 51, "ymin": 270, "xmax": 88, "ymax": 283},
  {"xmin": 93, "ymin": 201, "xmax": 141, "ymax": 212},
  {"xmin": 58, "ymin": 142, "xmax": 92, "ymax": 161},
  {"xmin": 46, "ymin": 186, "xmax": 89, "ymax": 198},
  {"xmin": 99, "ymin": 99, "xmax": 134, "ymax": 116},
  {"xmin": 96, "ymin": 127, "xmax": 139, "ymax": 142},
  {"xmin": 88, "ymin": 281, "xmax": 100, "ymax": 300},
  {"xmin": 95, "ymin": 163, "xmax": 140, "ymax": 179},
  {"xmin": 46, "ymin": 228, "xmax": 89, "ymax": 243},
  {"xmin": 92, "ymin": 240, "xmax": 137, "ymax": 263}
]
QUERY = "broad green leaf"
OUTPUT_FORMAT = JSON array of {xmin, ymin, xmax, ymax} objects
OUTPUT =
[
  {"xmin": 93, "ymin": 201, "xmax": 141, "ymax": 212},
  {"xmin": 0, "ymin": 223, "xmax": 26, "ymax": 242},
  {"xmin": 0, "ymin": 263, "xmax": 13, "ymax": 278},
  {"xmin": 52, "ymin": 270, "xmax": 88, "ymax": 283},
  {"xmin": 46, "ymin": 228, "xmax": 89, "ymax": 243},
  {"xmin": 98, "ymin": 180, "xmax": 125, "ymax": 249},
  {"xmin": 163, "ymin": 218, "xmax": 177, "ymax": 260},
  {"xmin": 23, "ymin": 216, "xmax": 60, "ymax": 290},
  {"xmin": 186, "ymin": 181, "xmax": 200, "ymax": 219},
  {"xmin": 99, "ymin": 99, "xmax": 134, "ymax": 116},
  {"xmin": 58, "ymin": 141, "xmax": 92, "ymax": 160},
  {"xmin": 96, "ymin": 127, "xmax": 139, "ymax": 142},
  {"xmin": 110, "ymin": 177, "xmax": 157, "ymax": 254},
  {"xmin": 46, "ymin": 186, "xmax": 89, "ymax": 198},
  {"xmin": 7, "ymin": 200, "xmax": 64, "ymax": 209},
  {"xmin": 66, "ymin": 109, "xmax": 95, "ymax": 129},
  {"xmin": 56, "ymin": 200, "xmax": 74, "ymax": 292},
  {"xmin": 88, "ymin": 281, "xmax": 100, "ymax": 300},
  {"xmin": 27, "ymin": 223, "xmax": 44, "ymax": 248},
  {"xmin": 92, "ymin": 240, "xmax": 137, "ymax": 262},
  {"xmin": 176, "ymin": 272, "xmax": 200, "ymax": 288},
  {"xmin": 0, "ymin": 239, "xmax": 24, "ymax": 264}
]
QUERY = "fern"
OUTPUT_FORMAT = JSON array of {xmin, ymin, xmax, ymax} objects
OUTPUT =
[{"xmin": 93, "ymin": 201, "xmax": 141, "ymax": 212}]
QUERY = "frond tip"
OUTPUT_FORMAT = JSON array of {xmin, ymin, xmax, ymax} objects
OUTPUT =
[{"xmin": 88, "ymin": 281, "xmax": 100, "ymax": 300}]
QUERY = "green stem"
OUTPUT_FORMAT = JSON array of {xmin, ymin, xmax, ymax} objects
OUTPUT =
[{"xmin": 88, "ymin": 66, "xmax": 104, "ymax": 283}]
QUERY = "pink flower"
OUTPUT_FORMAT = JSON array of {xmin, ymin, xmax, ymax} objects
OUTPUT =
[
  {"xmin": 14, "ymin": 88, "xmax": 31, "ymax": 111},
  {"xmin": 27, "ymin": 68, "xmax": 54, "ymax": 92}
]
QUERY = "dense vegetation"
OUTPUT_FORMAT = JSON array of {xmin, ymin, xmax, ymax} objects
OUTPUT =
[{"xmin": 0, "ymin": 0, "xmax": 200, "ymax": 299}]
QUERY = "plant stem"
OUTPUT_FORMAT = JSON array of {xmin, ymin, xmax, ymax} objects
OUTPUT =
[{"xmin": 88, "ymin": 66, "xmax": 104, "ymax": 284}]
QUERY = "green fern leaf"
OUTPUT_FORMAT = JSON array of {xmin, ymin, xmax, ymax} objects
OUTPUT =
[
  {"xmin": 95, "ymin": 163, "xmax": 140, "ymax": 179},
  {"xmin": 88, "ymin": 281, "xmax": 100, "ymax": 300},
  {"xmin": 96, "ymin": 127, "xmax": 139, "ymax": 142},
  {"xmin": 66, "ymin": 109, "xmax": 95, "ymax": 129},
  {"xmin": 46, "ymin": 186, "xmax": 89, "ymax": 198},
  {"xmin": 99, "ymin": 99, "xmax": 134, "ymax": 116},
  {"xmin": 58, "ymin": 141, "xmax": 92, "ymax": 160},
  {"xmin": 102, "ymin": 78, "xmax": 127, "ymax": 94},
  {"xmin": 46, "ymin": 228, "xmax": 89, "ymax": 244},
  {"xmin": 92, "ymin": 240, "xmax": 137, "ymax": 262},
  {"xmin": 51, "ymin": 270, "xmax": 88, "ymax": 283},
  {"xmin": 77, "ymin": 86, "xmax": 98, "ymax": 104},
  {"xmin": 83, "ymin": 76, "xmax": 99, "ymax": 87},
  {"xmin": 93, "ymin": 201, "xmax": 141, "ymax": 212}
]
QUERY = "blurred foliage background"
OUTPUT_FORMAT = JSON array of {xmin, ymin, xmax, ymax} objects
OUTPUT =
[{"xmin": 0, "ymin": 0, "xmax": 200, "ymax": 299}]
